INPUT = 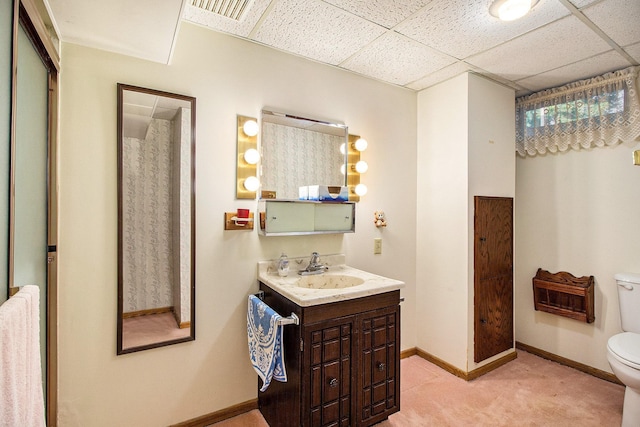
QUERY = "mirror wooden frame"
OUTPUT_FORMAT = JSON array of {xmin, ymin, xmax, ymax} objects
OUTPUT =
[{"xmin": 116, "ymin": 84, "xmax": 196, "ymax": 354}]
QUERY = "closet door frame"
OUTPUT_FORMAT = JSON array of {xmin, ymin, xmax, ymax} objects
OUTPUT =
[{"xmin": 9, "ymin": 0, "xmax": 59, "ymax": 424}]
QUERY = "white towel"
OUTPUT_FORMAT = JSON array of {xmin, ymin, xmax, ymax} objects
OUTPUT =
[
  {"xmin": 0, "ymin": 285, "xmax": 46, "ymax": 427},
  {"xmin": 247, "ymin": 295, "xmax": 287, "ymax": 392}
]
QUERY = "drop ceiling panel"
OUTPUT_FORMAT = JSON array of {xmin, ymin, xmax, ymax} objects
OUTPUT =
[
  {"xmin": 582, "ymin": 0, "xmax": 640, "ymax": 47},
  {"xmin": 395, "ymin": 0, "xmax": 569, "ymax": 60},
  {"xmin": 466, "ymin": 15, "xmax": 612, "ymax": 82},
  {"xmin": 341, "ymin": 32, "xmax": 456, "ymax": 86},
  {"xmin": 515, "ymin": 49, "xmax": 632, "ymax": 92},
  {"xmin": 253, "ymin": 0, "xmax": 387, "ymax": 65},
  {"xmin": 626, "ymin": 42, "xmax": 640, "ymax": 62},
  {"xmin": 322, "ymin": 0, "xmax": 431, "ymax": 29},
  {"xmin": 567, "ymin": 0, "xmax": 601, "ymax": 7},
  {"xmin": 47, "ymin": 0, "xmax": 640, "ymax": 93}
]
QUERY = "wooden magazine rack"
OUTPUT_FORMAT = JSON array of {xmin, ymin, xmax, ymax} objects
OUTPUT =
[{"xmin": 532, "ymin": 269, "xmax": 595, "ymax": 323}]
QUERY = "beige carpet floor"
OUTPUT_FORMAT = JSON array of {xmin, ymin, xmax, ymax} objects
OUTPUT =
[{"xmin": 211, "ymin": 350, "xmax": 624, "ymax": 426}]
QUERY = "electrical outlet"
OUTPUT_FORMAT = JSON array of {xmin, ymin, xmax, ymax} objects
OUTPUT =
[{"xmin": 374, "ymin": 238, "xmax": 382, "ymax": 254}]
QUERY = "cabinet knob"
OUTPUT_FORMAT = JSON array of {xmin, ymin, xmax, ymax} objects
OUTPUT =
[
  {"xmin": 377, "ymin": 362, "xmax": 386, "ymax": 372},
  {"xmin": 480, "ymin": 318, "xmax": 487, "ymax": 324},
  {"xmin": 329, "ymin": 378, "xmax": 338, "ymax": 388}
]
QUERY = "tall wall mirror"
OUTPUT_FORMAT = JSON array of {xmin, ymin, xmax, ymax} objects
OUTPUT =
[
  {"xmin": 117, "ymin": 84, "xmax": 195, "ymax": 354},
  {"xmin": 260, "ymin": 110, "xmax": 349, "ymax": 199}
]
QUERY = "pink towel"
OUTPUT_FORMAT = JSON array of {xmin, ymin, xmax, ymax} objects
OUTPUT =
[{"xmin": 0, "ymin": 285, "xmax": 46, "ymax": 427}]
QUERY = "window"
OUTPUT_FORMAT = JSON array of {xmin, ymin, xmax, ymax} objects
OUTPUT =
[{"xmin": 516, "ymin": 66, "xmax": 640, "ymax": 156}]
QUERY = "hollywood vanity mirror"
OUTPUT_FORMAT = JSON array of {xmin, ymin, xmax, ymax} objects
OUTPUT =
[
  {"xmin": 117, "ymin": 84, "xmax": 196, "ymax": 354},
  {"xmin": 259, "ymin": 109, "xmax": 349, "ymax": 200},
  {"xmin": 252, "ymin": 111, "xmax": 362, "ymax": 235}
]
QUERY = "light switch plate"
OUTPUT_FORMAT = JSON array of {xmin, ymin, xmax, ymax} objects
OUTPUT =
[{"xmin": 374, "ymin": 238, "xmax": 382, "ymax": 254}]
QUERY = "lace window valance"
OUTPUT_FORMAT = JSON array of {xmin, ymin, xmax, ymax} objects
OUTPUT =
[{"xmin": 516, "ymin": 66, "xmax": 640, "ymax": 157}]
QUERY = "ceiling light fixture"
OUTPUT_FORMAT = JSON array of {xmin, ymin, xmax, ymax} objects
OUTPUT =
[{"xmin": 489, "ymin": 0, "xmax": 538, "ymax": 21}]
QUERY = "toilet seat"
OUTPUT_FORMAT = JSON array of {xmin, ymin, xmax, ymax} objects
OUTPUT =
[{"xmin": 608, "ymin": 332, "xmax": 640, "ymax": 370}]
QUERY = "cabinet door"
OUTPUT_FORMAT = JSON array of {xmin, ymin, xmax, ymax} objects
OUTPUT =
[
  {"xmin": 474, "ymin": 196, "xmax": 513, "ymax": 363},
  {"xmin": 304, "ymin": 318, "xmax": 355, "ymax": 427},
  {"xmin": 358, "ymin": 305, "xmax": 400, "ymax": 425},
  {"xmin": 314, "ymin": 203, "xmax": 354, "ymax": 231},
  {"xmin": 265, "ymin": 202, "xmax": 315, "ymax": 233}
]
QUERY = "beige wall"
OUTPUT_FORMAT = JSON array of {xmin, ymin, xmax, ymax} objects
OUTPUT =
[
  {"xmin": 466, "ymin": 74, "xmax": 516, "ymax": 369},
  {"xmin": 416, "ymin": 73, "xmax": 470, "ymax": 370},
  {"xmin": 416, "ymin": 73, "xmax": 515, "ymax": 372},
  {"xmin": 57, "ymin": 23, "xmax": 416, "ymax": 425},
  {"xmin": 515, "ymin": 138, "xmax": 640, "ymax": 373}
]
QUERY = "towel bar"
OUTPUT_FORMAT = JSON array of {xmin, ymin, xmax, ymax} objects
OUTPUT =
[
  {"xmin": 278, "ymin": 313, "xmax": 299, "ymax": 326},
  {"xmin": 253, "ymin": 291, "xmax": 299, "ymax": 326}
]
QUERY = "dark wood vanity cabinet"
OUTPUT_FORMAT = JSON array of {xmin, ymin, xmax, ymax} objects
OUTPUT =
[{"xmin": 258, "ymin": 283, "xmax": 401, "ymax": 427}]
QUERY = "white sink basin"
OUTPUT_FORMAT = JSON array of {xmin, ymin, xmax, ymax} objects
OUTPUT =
[
  {"xmin": 296, "ymin": 274, "xmax": 365, "ymax": 289},
  {"xmin": 257, "ymin": 255, "xmax": 404, "ymax": 306}
]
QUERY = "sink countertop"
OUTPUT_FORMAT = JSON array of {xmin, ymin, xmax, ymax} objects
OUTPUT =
[{"xmin": 257, "ymin": 254, "xmax": 404, "ymax": 307}]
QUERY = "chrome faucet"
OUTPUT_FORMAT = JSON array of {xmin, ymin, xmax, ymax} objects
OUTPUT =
[{"xmin": 298, "ymin": 252, "xmax": 328, "ymax": 275}]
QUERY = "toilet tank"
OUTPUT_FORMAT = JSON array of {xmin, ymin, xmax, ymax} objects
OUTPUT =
[{"xmin": 615, "ymin": 273, "xmax": 640, "ymax": 333}]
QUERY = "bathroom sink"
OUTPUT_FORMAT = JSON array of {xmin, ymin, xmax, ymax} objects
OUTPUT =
[
  {"xmin": 296, "ymin": 274, "xmax": 365, "ymax": 290},
  {"xmin": 257, "ymin": 254, "xmax": 404, "ymax": 306}
]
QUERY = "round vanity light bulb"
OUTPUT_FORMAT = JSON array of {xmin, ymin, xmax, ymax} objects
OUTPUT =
[
  {"xmin": 340, "ymin": 143, "xmax": 346, "ymax": 155},
  {"xmin": 340, "ymin": 164, "xmax": 346, "ymax": 175},
  {"xmin": 354, "ymin": 138, "xmax": 368, "ymax": 152},
  {"xmin": 243, "ymin": 119, "xmax": 259, "ymax": 137},
  {"xmin": 355, "ymin": 160, "xmax": 368, "ymax": 174},
  {"xmin": 243, "ymin": 148, "xmax": 260, "ymax": 165},
  {"xmin": 243, "ymin": 176, "xmax": 260, "ymax": 192},
  {"xmin": 355, "ymin": 184, "xmax": 368, "ymax": 196}
]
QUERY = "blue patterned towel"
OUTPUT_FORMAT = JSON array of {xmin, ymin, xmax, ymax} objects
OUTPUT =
[{"xmin": 247, "ymin": 295, "xmax": 287, "ymax": 392}]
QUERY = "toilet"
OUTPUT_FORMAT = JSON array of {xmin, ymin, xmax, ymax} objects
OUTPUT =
[{"xmin": 607, "ymin": 273, "xmax": 640, "ymax": 427}]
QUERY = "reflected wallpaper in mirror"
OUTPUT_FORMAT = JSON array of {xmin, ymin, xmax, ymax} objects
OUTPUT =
[
  {"xmin": 261, "ymin": 110, "xmax": 348, "ymax": 199},
  {"xmin": 117, "ymin": 84, "xmax": 196, "ymax": 354}
]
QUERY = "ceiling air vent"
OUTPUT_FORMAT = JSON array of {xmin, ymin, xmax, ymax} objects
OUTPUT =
[{"xmin": 190, "ymin": 0, "xmax": 253, "ymax": 21}]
